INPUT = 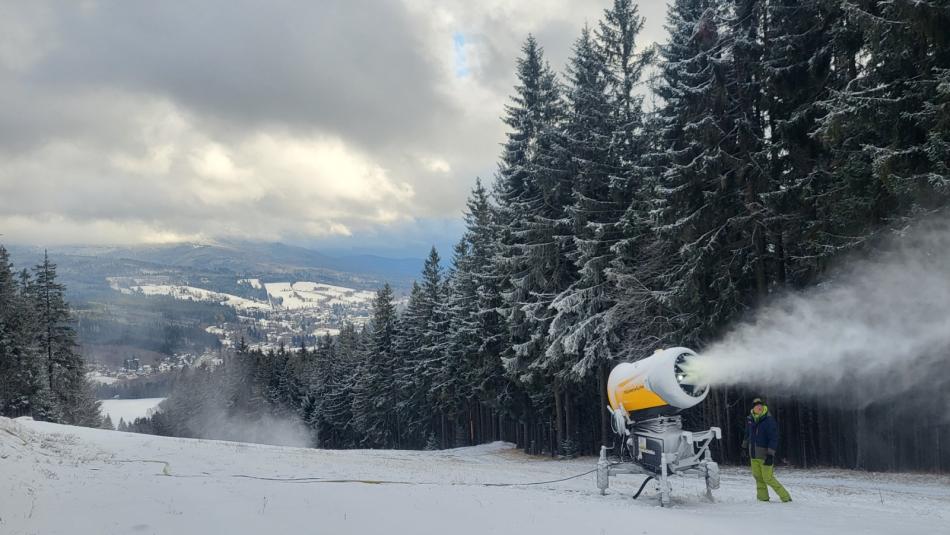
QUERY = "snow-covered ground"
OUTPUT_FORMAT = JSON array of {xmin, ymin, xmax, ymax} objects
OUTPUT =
[
  {"xmin": 1, "ymin": 417, "xmax": 947, "ymax": 535},
  {"xmin": 264, "ymin": 281, "xmax": 376, "ymax": 310},
  {"xmin": 313, "ymin": 327, "xmax": 342, "ymax": 337},
  {"xmin": 98, "ymin": 398, "xmax": 165, "ymax": 428},
  {"xmin": 239, "ymin": 278, "xmax": 263, "ymax": 290},
  {"xmin": 131, "ymin": 284, "xmax": 270, "ymax": 311},
  {"xmin": 124, "ymin": 281, "xmax": 375, "ymax": 313},
  {"xmin": 86, "ymin": 372, "xmax": 118, "ymax": 385}
]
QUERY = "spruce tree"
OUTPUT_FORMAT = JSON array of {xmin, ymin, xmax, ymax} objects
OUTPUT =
[
  {"xmin": 393, "ymin": 282, "xmax": 427, "ymax": 445},
  {"xmin": 321, "ymin": 323, "xmax": 363, "ymax": 447},
  {"xmin": 463, "ymin": 181, "xmax": 511, "ymax": 423},
  {"xmin": 492, "ymin": 35, "xmax": 574, "ymax": 453},
  {"xmin": 592, "ymin": 0, "xmax": 663, "ymax": 360},
  {"xmin": 302, "ymin": 334, "xmax": 334, "ymax": 446},
  {"xmin": 597, "ymin": 0, "xmax": 655, "ymax": 173},
  {"xmin": 618, "ymin": 0, "xmax": 760, "ymax": 350},
  {"xmin": 547, "ymin": 26, "xmax": 616, "ymax": 379},
  {"xmin": 351, "ymin": 284, "xmax": 400, "ymax": 448},
  {"xmin": 546, "ymin": 26, "xmax": 622, "ymax": 450},
  {"xmin": 438, "ymin": 240, "xmax": 476, "ymax": 434},
  {"xmin": 759, "ymin": 0, "xmax": 839, "ymax": 286},
  {"xmin": 414, "ymin": 249, "xmax": 450, "ymax": 443},
  {"xmin": 730, "ymin": 0, "xmax": 770, "ymax": 300},
  {"xmin": 29, "ymin": 252, "xmax": 101, "ymax": 425},
  {"xmin": 816, "ymin": 1, "xmax": 950, "ymax": 245},
  {"xmin": 0, "ymin": 257, "xmax": 56, "ymax": 421},
  {"xmin": 0, "ymin": 247, "xmax": 31, "ymax": 416},
  {"xmin": 496, "ymin": 38, "xmax": 567, "ymax": 390},
  {"xmin": 0, "ymin": 247, "xmax": 17, "ymax": 414}
]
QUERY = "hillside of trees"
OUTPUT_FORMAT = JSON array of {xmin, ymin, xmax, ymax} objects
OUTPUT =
[
  {"xmin": 74, "ymin": 294, "xmax": 231, "ymax": 367},
  {"xmin": 0, "ymin": 248, "xmax": 102, "ymax": 427},
  {"xmin": 111, "ymin": 0, "xmax": 950, "ymax": 472}
]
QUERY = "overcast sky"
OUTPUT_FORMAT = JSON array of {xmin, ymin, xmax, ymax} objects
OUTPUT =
[{"xmin": 0, "ymin": 0, "xmax": 669, "ymax": 257}]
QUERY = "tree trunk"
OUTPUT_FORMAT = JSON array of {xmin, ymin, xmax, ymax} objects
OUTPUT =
[
  {"xmin": 722, "ymin": 389, "xmax": 732, "ymax": 463},
  {"xmin": 754, "ymin": 226, "xmax": 768, "ymax": 299},
  {"xmin": 565, "ymin": 389, "xmax": 573, "ymax": 452},
  {"xmin": 599, "ymin": 363, "xmax": 608, "ymax": 448},
  {"xmin": 855, "ymin": 407, "xmax": 866, "ymax": 470},
  {"xmin": 554, "ymin": 383, "xmax": 565, "ymax": 456},
  {"xmin": 523, "ymin": 419, "xmax": 530, "ymax": 454},
  {"xmin": 775, "ymin": 230, "xmax": 787, "ymax": 286},
  {"xmin": 440, "ymin": 412, "xmax": 447, "ymax": 450},
  {"xmin": 798, "ymin": 402, "xmax": 808, "ymax": 468}
]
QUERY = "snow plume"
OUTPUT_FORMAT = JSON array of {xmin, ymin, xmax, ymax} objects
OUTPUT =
[
  {"xmin": 169, "ymin": 405, "xmax": 314, "ymax": 448},
  {"xmin": 194, "ymin": 411, "xmax": 313, "ymax": 448},
  {"xmin": 685, "ymin": 216, "xmax": 950, "ymax": 408}
]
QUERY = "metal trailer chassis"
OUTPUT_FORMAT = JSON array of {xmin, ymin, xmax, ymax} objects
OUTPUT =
[{"xmin": 596, "ymin": 417, "xmax": 722, "ymax": 507}]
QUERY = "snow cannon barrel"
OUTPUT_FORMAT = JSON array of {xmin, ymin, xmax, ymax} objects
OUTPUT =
[{"xmin": 607, "ymin": 347, "xmax": 709, "ymax": 420}]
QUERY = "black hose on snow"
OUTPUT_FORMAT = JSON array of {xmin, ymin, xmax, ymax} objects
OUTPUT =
[{"xmin": 632, "ymin": 475, "xmax": 655, "ymax": 499}]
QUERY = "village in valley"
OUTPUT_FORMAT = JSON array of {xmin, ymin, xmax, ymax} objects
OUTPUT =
[{"xmin": 87, "ymin": 276, "xmax": 380, "ymax": 383}]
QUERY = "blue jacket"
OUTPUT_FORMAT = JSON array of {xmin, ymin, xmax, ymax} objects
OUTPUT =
[{"xmin": 746, "ymin": 411, "xmax": 778, "ymax": 457}]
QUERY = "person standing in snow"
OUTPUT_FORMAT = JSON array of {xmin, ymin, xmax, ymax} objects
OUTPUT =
[{"xmin": 741, "ymin": 397, "xmax": 792, "ymax": 502}]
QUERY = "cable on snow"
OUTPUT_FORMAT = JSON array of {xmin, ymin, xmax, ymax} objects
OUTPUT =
[
  {"xmin": 108, "ymin": 458, "xmax": 621, "ymax": 490},
  {"xmin": 229, "ymin": 468, "xmax": 601, "ymax": 487}
]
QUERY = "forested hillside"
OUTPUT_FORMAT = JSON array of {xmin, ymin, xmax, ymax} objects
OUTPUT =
[
  {"xmin": 0, "ymin": 248, "xmax": 102, "ymax": 427},
  {"xmin": 108, "ymin": 0, "xmax": 950, "ymax": 471}
]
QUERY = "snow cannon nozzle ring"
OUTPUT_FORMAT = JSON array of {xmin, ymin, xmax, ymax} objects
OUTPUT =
[{"xmin": 674, "ymin": 352, "xmax": 708, "ymax": 397}]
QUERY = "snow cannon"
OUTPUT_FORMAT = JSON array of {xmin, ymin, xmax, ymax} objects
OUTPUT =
[
  {"xmin": 597, "ymin": 347, "xmax": 721, "ymax": 507},
  {"xmin": 606, "ymin": 347, "xmax": 709, "ymax": 422}
]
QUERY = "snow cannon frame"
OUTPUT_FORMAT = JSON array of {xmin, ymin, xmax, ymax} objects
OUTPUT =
[{"xmin": 597, "ymin": 348, "xmax": 721, "ymax": 507}]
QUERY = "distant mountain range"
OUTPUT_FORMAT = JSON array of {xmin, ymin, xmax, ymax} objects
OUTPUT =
[
  {"xmin": 3, "ymin": 241, "xmax": 424, "ymax": 366},
  {"xmin": 8, "ymin": 241, "xmax": 424, "ymax": 294}
]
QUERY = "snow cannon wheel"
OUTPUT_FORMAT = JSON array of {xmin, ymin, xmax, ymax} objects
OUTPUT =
[
  {"xmin": 704, "ymin": 461, "xmax": 720, "ymax": 492},
  {"xmin": 705, "ymin": 462, "xmax": 720, "ymax": 490}
]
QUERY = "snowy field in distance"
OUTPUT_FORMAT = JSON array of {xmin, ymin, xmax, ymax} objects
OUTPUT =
[
  {"xmin": 239, "ymin": 278, "xmax": 263, "ymax": 289},
  {"xmin": 122, "ymin": 281, "xmax": 374, "ymax": 313},
  {"xmin": 313, "ymin": 327, "xmax": 342, "ymax": 337},
  {"xmin": 131, "ymin": 284, "xmax": 270, "ymax": 311},
  {"xmin": 264, "ymin": 281, "xmax": 376, "ymax": 310},
  {"xmin": 86, "ymin": 372, "xmax": 118, "ymax": 385},
  {"xmin": 98, "ymin": 398, "xmax": 165, "ymax": 428},
  {"xmin": 2, "ymin": 417, "xmax": 948, "ymax": 535}
]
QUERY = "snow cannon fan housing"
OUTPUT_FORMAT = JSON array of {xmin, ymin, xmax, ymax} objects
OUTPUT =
[{"xmin": 607, "ymin": 347, "xmax": 708, "ymax": 421}]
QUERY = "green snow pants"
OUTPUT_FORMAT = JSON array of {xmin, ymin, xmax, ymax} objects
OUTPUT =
[{"xmin": 750, "ymin": 458, "xmax": 791, "ymax": 502}]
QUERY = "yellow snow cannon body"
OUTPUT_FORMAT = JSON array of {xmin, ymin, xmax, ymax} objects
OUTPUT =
[
  {"xmin": 597, "ymin": 347, "xmax": 720, "ymax": 507},
  {"xmin": 607, "ymin": 347, "xmax": 708, "ymax": 421}
]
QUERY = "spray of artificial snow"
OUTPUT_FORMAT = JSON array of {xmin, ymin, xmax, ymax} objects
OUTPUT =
[
  {"xmin": 196, "ymin": 410, "xmax": 314, "ymax": 448},
  {"xmin": 160, "ymin": 403, "xmax": 314, "ymax": 448},
  {"xmin": 684, "ymin": 216, "xmax": 950, "ymax": 406}
]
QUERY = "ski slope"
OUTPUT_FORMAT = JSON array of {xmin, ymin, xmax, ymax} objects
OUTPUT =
[{"xmin": 1, "ymin": 417, "xmax": 947, "ymax": 535}]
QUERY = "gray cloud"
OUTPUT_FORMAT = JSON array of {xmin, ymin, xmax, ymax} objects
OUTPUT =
[
  {"xmin": 0, "ymin": 0, "xmax": 669, "ymax": 252},
  {"xmin": 9, "ymin": 1, "xmax": 451, "ymax": 149}
]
